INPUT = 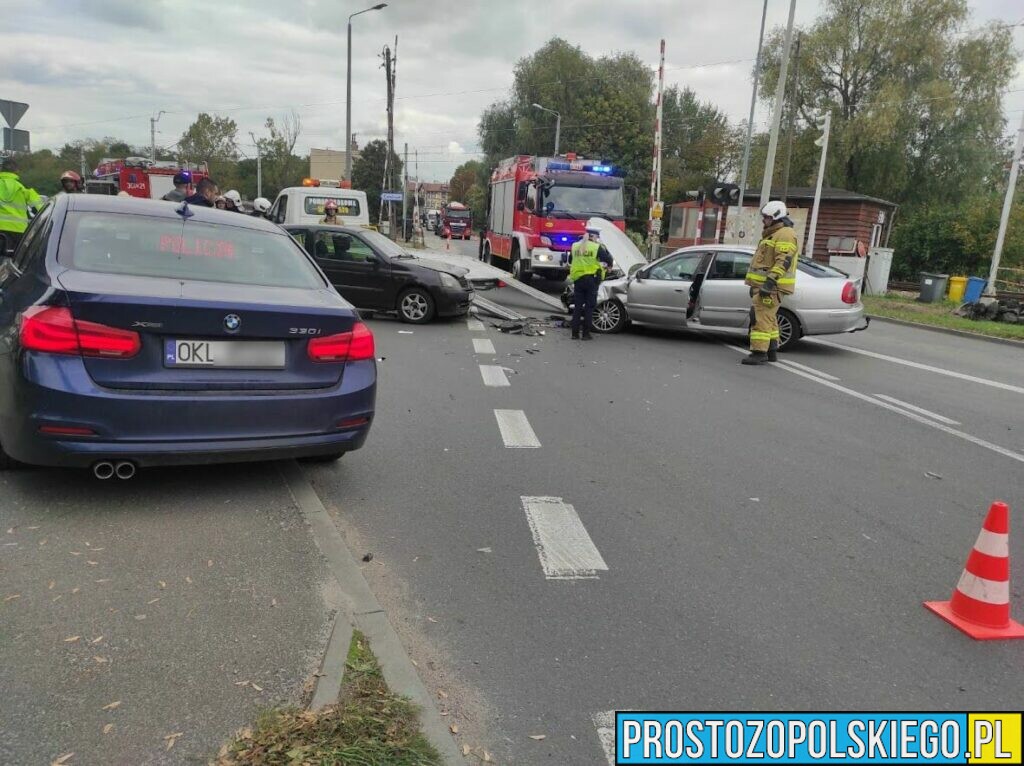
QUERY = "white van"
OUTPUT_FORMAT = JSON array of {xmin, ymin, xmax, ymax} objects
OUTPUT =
[{"xmin": 269, "ymin": 187, "xmax": 370, "ymax": 227}]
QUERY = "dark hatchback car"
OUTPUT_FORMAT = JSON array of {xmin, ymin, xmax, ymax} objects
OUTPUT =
[
  {"xmin": 0, "ymin": 195, "xmax": 375, "ymax": 475},
  {"xmin": 284, "ymin": 225, "xmax": 473, "ymax": 324}
]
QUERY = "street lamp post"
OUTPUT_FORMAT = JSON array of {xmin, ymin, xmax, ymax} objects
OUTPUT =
[
  {"xmin": 346, "ymin": 3, "xmax": 388, "ymax": 182},
  {"xmin": 150, "ymin": 110, "xmax": 166, "ymax": 161},
  {"xmin": 532, "ymin": 103, "xmax": 561, "ymax": 156}
]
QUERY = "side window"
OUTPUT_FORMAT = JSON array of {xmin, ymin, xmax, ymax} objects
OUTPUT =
[
  {"xmin": 707, "ymin": 252, "xmax": 751, "ymax": 280},
  {"xmin": 14, "ymin": 204, "xmax": 54, "ymax": 271},
  {"xmin": 288, "ymin": 229, "xmax": 310, "ymax": 254},
  {"xmin": 648, "ymin": 253, "xmax": 703, "ymax": 281},
  {"xmin": 273, "ymin": 196, "xmax": 287, "ymax": 224},
  {"xmin": 341, "ymin": 235, "xmax": 376, "ymax": 263},
  {"xmin": 525, "ymin": 184, "xmax": 537, "ymax": 213}
]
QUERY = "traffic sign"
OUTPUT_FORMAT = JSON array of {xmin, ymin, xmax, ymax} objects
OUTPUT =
[
  {"xmin": 0, "ymin": 100, "xmax": 28, "ymax": 129},
  {"xmin": 650, "ymin": 218, "xmax": 662, "ymax": 233},
  {"xmin": 652, "ymin": 200, "xmax": 664, "ymax": 219},
  {"xmin": 2, "ymin": 127, "xmax": 30, "ymax": 153},
  {"xmin": 381, "ymin": 192, "xmax": 403, "ymax": 202}
]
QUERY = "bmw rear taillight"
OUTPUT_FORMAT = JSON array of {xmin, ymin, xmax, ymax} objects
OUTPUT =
[
  {"xmin": 19, "ymin": 306, "xmax": 141, "ymax": 359},
  {"xmin": 841, "ymin": 281, "xmax": 859, "ymax": 305},
  {"xmin": 307, "ymin": 322, "xmax": 375, "ymax": 363}
]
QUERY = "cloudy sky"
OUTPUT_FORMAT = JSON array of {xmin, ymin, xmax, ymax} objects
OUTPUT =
[{"xmin": 3, "ymin": 0, "xmax": 1022, "ymax": 182}]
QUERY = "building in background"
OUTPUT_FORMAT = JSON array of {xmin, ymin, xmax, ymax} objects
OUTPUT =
[
  {"xmin": 406, "ymin": 180, "xmax": 449, "ymax": 211},
  {"xmin": 310, "ymin": 141, "xmax": 360, "ymax": 182},
  {"xmin": 666, "ymin": 187, "xmax": 897, "ymax": 261}
]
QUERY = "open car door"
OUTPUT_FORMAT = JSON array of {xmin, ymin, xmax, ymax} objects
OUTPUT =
[{"xmin": 695, "ymin": 250, "xmax": 754, "ymax": 328}]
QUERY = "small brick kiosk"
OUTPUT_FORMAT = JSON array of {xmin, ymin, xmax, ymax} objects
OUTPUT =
[{"xmin": 666, "ymin": 187, "xmax": 897, "ymax": 262}]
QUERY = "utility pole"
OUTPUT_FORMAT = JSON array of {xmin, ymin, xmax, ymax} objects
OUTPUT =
[
  {"xmin": 413, "ymin": 148, "xmax": 422, "ymax": 245},
  {"xmin": 647, "ymin": 38, "xmax": 666, "ymax": 260},
  {"xmin": 760, "ymin": 0, "xmax": 797, "ymax": 207},
  {"xmin": 380, "ymin": 42, "xmax": 395, "ymax": 235},
  {"xmin": 249, "ymin": 132, "xmax": 262, "ymax": 199},
  {"xmin": 738, "ymin": 0, "xmax": 768, "ymax": 212},
  {"xmin": 805, "ymin": 112, "xmax": 831, "ymax": 260},
  {"xmin": 781, "ymin": 33, "xmax": 801, "ymax": 203},
  {"xmin": 79, "ymin": 144, "xmax": 86, "ymax": 179},
  {"xmin": 150, "ymin": 110, "xmax": 166, "ymax": 161},
  {"xmin": 986, "ymin": 110, "xmax": 1024, "ymax": 299},
  {"xmin": 403, "ymin": 142, "xmax": 409, "ymax": 241}
]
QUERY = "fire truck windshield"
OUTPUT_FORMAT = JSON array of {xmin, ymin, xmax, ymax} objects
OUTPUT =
[
  {"xmin": 541, "ymin": 184, "xmax": 624, "ymax": 219},
  {"xmin": 445, "ymin": 209, "xmax": 471, "ymax": 219}
]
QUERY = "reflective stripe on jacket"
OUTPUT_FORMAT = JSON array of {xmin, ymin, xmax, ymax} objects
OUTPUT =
[
  {"xmin": 0, "ymin": 172, "xmax": 43, "ymax": 234},
  {"xmin": 745, "ymin": 220, "xmax": 798, "ymax": 295},
  {"xmin": 569, "ymin": 239, "xmax": 604, "ymax": 281}
]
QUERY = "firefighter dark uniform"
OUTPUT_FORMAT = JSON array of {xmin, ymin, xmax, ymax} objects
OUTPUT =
[{"xmin": 743, "ymin": 216, "xmax": 798, "ymax": 364}]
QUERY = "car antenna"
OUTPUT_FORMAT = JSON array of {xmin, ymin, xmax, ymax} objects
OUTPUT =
[{"xmin": 175, "ymin": 201, "xmax": 194, "ymax": 219}]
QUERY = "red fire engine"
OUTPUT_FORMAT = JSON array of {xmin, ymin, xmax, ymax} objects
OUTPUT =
[
  {"xmin": 86, "ymin": 157, "xmax": 209, "ymax": 199},
  {"xmin": 440, "ymin": 201, "xmax": 472, "ymax": 240},
  {"xmin": 482, "ymin": 154, "xmax": 626, "ymax": 283}
]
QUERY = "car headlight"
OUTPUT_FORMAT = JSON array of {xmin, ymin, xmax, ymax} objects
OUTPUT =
[
  {"xmin": 536, "ymin": 252, "xmax": 552, "ymax": 262},
  {"xmin": 439, "ymin": 272, "xmax": 460, "ymax": 289}
]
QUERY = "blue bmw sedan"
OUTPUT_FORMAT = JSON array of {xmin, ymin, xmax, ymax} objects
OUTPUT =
[{"xmin": 0, "ymin": 194, "xmax": 375, "ymax": 476}]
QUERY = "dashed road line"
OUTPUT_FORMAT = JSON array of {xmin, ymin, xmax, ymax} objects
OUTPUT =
[
  {"xmin": 806, "ymin": 338, "xmax": 1024, "ymax": 396},
  {"xmin": 473, "ymin": 338, "xmax": 496, "ymax": 355},
  {"xmin": 466, "ymin": 318, "xmax": 486, "ymax": 331},
  {"xmin": 592, "ymin": 711, "xmax": 617, "ymax": 766},
  {"xmin": 494, "ymin": 409, "xmax": 540, "ymax": 447},
  {"xmin": 725, "ymin": 344, "xmax": 1024, "ymax": 465},
  {"xmin": 479, "ymin": 365, "xmax": 511, "ymax": 387},
  {"xmin": 521, "ymin": 496, "xmax": 608, "ymax": 579},
  {"xmin": 873, "ymin": 394, "xmax": 961, "ymax": 426}
]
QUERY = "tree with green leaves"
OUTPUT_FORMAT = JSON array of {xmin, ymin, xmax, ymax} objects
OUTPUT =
[
  {"xmin": 352, "ymin": 139, "xmax": 402, "ymax": 222},
  {"xmin": 756, "ymin": 0, "xmax": 1016, "ymax": 207},
  {"xmin": 178, "ymin": 113, "xmax": 239, "ymax": 187},
  {"xmin": 448, "ymin": 160, "xmax": 483, "ymax": 203},
  {"xmin": 478, "ymin": 38, "xmax": 655, "ymax": 221},
  {"xmin": 253, "ymin": 113, "xmax": 304, "ymax": 200}
]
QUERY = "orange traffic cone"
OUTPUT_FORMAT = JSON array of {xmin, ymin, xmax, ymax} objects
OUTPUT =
[{"xmin": 924, "ymin": 501, "xmax": 1024, "ymax": 640}]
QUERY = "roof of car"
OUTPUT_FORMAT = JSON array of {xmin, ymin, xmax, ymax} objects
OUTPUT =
[
  {"xmin": 65, "ymin": 195, "xmax": 283, "ymax": 233},
  {"xmin": 282, "ymin": 223, "xmax": 368, "ymax": 233},
  {"xmin": 673, "ymin": 244, "xmax": 756, "ymax": 253}
]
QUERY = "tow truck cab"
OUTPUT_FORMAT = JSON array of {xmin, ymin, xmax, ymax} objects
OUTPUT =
[{"xmin": 483, "ymin": 155, "xmax": 626, "ymax": 284}]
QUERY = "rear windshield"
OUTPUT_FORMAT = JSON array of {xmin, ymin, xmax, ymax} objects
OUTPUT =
[
  {"xmin": 304, "ymin": 196, "xmax": 361, "ymax": 217},
  {"xmin": 58, "ymin": 212, "xmax": 325, "ymax": 289},
  {"xmin": 798, "ymin": 258, "xmax": 847, "ymax": 278}
]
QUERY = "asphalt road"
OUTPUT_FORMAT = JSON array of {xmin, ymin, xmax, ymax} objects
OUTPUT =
[
  {"xmin": 309, "ymin": 235, "xmax": 1024, "ymax": 763},
  {"xmin": 2, "ymin": 229, "xmax": 1022, "ymax": 764},
  {"xmin": 0, "ymin": 464, "xmax": 334, "ymax": 765}
]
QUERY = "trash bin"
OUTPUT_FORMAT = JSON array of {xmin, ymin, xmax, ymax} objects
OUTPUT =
[
  {"xmin": 964, "ymin": 276, "xmax": 987, "ymax": 303},
  {"xmin": 917, "ymin": 272, "xmax": 949, "ymax": 303},
  {"xmin": 947, "ymin": 276, "xmax": 967, "ymax": 303}
]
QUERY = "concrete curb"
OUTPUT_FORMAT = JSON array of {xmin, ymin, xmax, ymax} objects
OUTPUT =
[
  {"xmin": 279, "ymin": 461, "xmax": 463, "ymax": 764},
  {"xmin": 866, "ymin": 313, "xmax": 1024, "ymax": 348}
]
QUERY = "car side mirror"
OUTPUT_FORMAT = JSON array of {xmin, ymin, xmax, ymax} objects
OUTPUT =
[{"xmin": 628, "ymin": 263, "xmax": 645, "ymax": 278}]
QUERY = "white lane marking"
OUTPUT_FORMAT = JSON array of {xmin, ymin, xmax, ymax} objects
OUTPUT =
[
  {"xmin": 473, "ymin": 338, "xmax": 496, "ymax": 355},
  {"xmin": 807, "ymin": 338, "xmax": 1024, "ymax": 396},
  {"xmin": 592, "ymin": 711, "xmax": 616, "ymax": 766},
  {"xmin": 873, "ymin": 394, "xmax": 961, "ymax": 426},
  {"xmin": 494, "ymin": 409, "xmax": 541, "ymax": 448},
  {"xmin": 776, "ymin": 358, "xmax": 841, "ymax": 381},
  {"xmin": 479, "ymin": 365, "xmax": 510, "ymax": 387},
  {"xmin": 724, "ymin": 344, "xmax": 1024, "ymax": 465},
  {"xmin": 521, "ymin": 496, "xmax": 608, "ymax": 579},
  {"xmin": 466, "ymin": 318, "xmax": 486, "ymax": 331}
]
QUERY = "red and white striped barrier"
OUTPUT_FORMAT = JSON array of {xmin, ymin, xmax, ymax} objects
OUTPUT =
[{"xmin": 924, "ymin": 501, "xmax": 1024, "ymax": 640}]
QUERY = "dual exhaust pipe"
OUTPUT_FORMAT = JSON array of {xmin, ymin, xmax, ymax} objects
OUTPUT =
[{"xmin": 92, "ymin": 460, "xmax": 137, "ymax": 480}]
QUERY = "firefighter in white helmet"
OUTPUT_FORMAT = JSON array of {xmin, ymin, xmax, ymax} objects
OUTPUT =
[
  {"xmin": 742, "ymin": 200, "xmax": 798, "ymax": 365},
  {"xmin": 251, "ymin": 197, "xmax": 271, "ymax": 219}
]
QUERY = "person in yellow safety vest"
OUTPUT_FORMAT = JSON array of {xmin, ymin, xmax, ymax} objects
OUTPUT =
[
  {"xmin": 742, "ymin": 200, "xmax": 798, "ymax": 365},
  {"xmin": 0, "ymin": 156, "xmax": 43, "ymax": 256},
  {"xmin": 568, "ymin": 223, "xmax": 614, "ymax": 340}
]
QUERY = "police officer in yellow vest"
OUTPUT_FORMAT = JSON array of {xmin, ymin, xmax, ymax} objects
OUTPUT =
[
  {"xmin": 742, "ymin": 200, "xmax": 798, "ymax": 365},
  {"xmin": 0, "ymin": 156, "xmax": 43, "ymax": 256},
  {"xmin": 568, "ymin": 223, "xmax": 613, "ymax": 340}
]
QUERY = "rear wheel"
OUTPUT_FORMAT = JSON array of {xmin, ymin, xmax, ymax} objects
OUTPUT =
[
  {"xmin": 592, "ymin": 299, "xmax": 628, "ymax": 333},
  {"xmin": 299, "ymin": 452, "xmax": 346, "ymax": 463},
  {"xmin": 398, "ymin": 287, "xmax": 436, "ymax": 324},
  {"xmin": 777, "ymin": 308, "xmax": 801, "ymax": 350}
]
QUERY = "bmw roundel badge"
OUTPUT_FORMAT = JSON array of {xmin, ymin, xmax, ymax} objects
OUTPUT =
[{"xmin": 223, "ymin": 314, "xmax": 241, "ymax": 333}]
